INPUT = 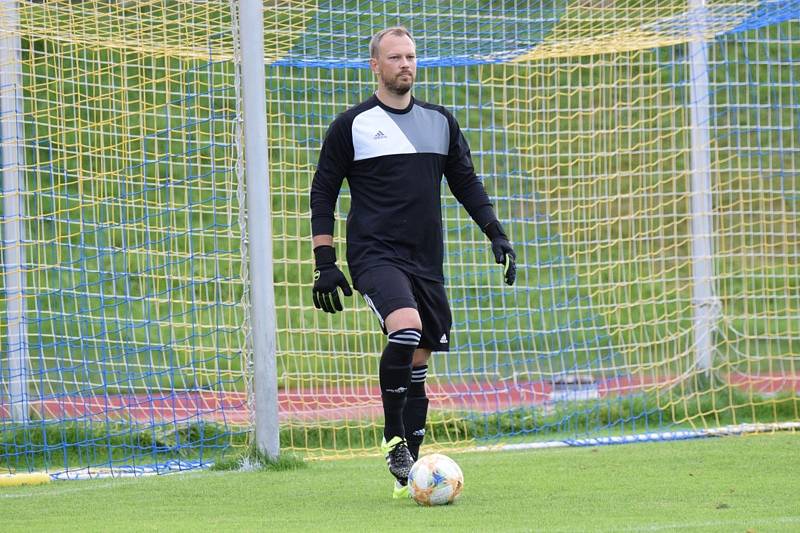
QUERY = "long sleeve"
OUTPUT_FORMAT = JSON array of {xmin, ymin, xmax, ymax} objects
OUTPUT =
[
  {"xmin": 443, "ymin": 113, "xmax": 498, "ymax": 231},
  {"xmin": 310, "ymin": 116, "xmax": 353, "ymax": 236}
]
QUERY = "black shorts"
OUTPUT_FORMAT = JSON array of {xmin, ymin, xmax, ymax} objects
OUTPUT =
[{"xmin": 354, "ymin": 265, "xmax": 451, "ymax": 351}]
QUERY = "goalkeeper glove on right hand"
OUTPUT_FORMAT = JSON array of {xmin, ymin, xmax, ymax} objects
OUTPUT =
[
  {"xmin": 483, "ymin": 220, "xmax": 517, "ymax": 286},
  {"xmin": 312, "ymin": 245, "xmax": 353, "ymax": 313}
]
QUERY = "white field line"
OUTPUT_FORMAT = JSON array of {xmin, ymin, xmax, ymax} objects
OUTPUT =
[{"xmin": 467, "ymin": 422, "xmax": 800, "ymax": 453}]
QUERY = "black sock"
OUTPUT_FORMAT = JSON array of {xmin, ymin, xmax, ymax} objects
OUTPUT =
[
  {"xmin": 380, "ymin": 328, "xmax": 421, "ymax": 441},
  {"xmin": 403, "ymin": 365, "xmax": 429, "ymax": 460}
]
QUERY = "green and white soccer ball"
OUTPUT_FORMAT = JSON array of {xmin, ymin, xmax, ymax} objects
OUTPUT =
[{"xmin": 408, "ymin": 453, "xmax": 464, "ymax": 506}]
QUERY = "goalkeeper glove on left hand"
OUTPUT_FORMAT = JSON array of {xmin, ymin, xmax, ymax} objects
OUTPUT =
[
  {"xmin": 484, "ymin": 220, "xmax": 516, "ymax": 286},
  {"xmin": 312, "ymin": 245, "xmax": 353, "ymax": 313}
]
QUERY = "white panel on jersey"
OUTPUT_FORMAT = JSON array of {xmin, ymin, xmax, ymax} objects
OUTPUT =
[{"xmin": 351, "ymin": 106, "xmax": 417, "ymax": 161}]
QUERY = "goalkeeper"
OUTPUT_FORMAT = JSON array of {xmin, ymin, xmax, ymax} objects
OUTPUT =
[{"xmin": 310, "ymin": 26, "xmax": 516, "ymax": 499}]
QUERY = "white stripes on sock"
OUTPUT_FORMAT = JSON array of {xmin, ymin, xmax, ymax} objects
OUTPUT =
[
  {"xmin": 388, "ymin": 328, "xmax": 422, "ymax": 346},
  {"xmin": 410, "ymin": 365, "xmax": 428, "ymax": 383}
]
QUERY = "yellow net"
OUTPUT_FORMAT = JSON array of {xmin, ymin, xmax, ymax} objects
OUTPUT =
[{"xmin": 0, "ymin": 1, "xmax": 797, "ymax": 471}]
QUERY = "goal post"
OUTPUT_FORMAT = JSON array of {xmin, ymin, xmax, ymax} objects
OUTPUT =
[
  {"xmin": 236, "ymin": 0, "xmax": 279, "ymax": 460},
  {"xmin": 688, "ymin": 0, "xmax": 718, "ymax": 377},
  {"xmin": 0, "ymin": 0, "xmax": 29, "ymax": 424}
]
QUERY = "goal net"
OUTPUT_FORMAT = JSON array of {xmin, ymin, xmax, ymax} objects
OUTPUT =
[
  {"xmin": 269, "ymin": 1, "xmax": 800, "ymax": 455},
  {"xmin": 1, "ymin": 1, "xmax": 798, "ymax": 474},
  {"xmin": 1, "ymin": 1, "xmax": 250, "ymax": 475}
]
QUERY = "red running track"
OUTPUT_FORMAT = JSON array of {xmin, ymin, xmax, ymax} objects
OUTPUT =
[{"xmin": 1, "ymin": 373, "xmax": 797, "ymax": 425}]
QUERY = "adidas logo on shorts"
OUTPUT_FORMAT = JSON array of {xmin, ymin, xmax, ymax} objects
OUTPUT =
[{"xmin": 439, "ymin": 334, "xmax": 448, "ymax": 343}]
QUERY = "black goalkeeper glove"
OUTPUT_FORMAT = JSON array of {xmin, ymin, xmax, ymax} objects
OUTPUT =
[
  {"xmin": 312, "ymin": 245, "xmax": 353, "ymax": 313},
  {"xmin": 483, "ymin": 220, "xmax": 516, "ymax": 286}
]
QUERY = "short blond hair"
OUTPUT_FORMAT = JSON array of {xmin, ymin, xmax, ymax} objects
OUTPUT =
[{"xmin": 369, "ymin": 26, "xmax": 415, "ymax": 58}]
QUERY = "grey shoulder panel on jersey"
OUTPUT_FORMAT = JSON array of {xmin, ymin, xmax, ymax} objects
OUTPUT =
[{"xmin": 387, "ymin": 105, "xmax": 450, "ymax": 155}]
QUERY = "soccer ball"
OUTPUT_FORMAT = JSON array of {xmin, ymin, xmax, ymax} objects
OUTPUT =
[{"xmin": 408, "ymin": 453, "xmax": 463, "ymax": 506}]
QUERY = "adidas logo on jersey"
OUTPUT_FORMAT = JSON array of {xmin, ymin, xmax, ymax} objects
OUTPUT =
[
  {"xmin": 439, "ymin": 334, "xmax": 448, "ymax": 343},
  {"xmin": 373, "ymin": 130, "xmax": 387, "ymax": 140}
]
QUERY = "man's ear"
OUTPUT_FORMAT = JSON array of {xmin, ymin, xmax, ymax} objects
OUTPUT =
[{"xmin": 369, "ymin": 57, "xmax": 378, "ymax": 74}]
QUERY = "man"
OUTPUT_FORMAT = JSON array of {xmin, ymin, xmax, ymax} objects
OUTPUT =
[{"xmin": 310, "ymin": 26, "xmax": 516, "ymax": 499}]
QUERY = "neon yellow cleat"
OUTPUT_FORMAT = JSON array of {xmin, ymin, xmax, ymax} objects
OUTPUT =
[
  {"xmin": 381, "ymin": 436, "xmax": 414, "ymax": 486},
  {"xmin": 380, "ymin": 435, "xmax": 405, "ymax": 455},
  {"xmin": 393, "ymin": 480, "xmax": 410, "ymax": 499}
]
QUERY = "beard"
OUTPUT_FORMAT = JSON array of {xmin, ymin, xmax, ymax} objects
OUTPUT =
[{"xmin": 384, "ymin": 72, "xmax": 414, "ymax": 95}]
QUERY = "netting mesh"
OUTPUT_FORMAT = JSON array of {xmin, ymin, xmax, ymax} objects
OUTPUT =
[
  {"xmin": 0, "ymin": 1, "xmax": 798, "ymax": 472},
  {"xmin": 268, "ymin": 1, "xmax": 799, "ymax": 455}
]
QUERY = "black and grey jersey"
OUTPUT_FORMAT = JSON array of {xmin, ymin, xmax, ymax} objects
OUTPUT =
[{"xmin": 310, "ymin": 94, "xmax": 497, "ymax": 284}]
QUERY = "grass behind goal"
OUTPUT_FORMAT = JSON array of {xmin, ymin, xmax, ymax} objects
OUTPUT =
[{"xmin": 0, "ymin": 1, "xmax": 799, "ymax": 473}]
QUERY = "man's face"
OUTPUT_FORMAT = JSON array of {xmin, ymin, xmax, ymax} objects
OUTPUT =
[{"xmin": 370, "ymin": 33, "xmax": 417, "ymax": 95}]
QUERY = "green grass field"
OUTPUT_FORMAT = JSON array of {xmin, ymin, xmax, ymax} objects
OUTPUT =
[{"xmin": 2, "ymin": 433, "xmax": 799, "ymax": 532}]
